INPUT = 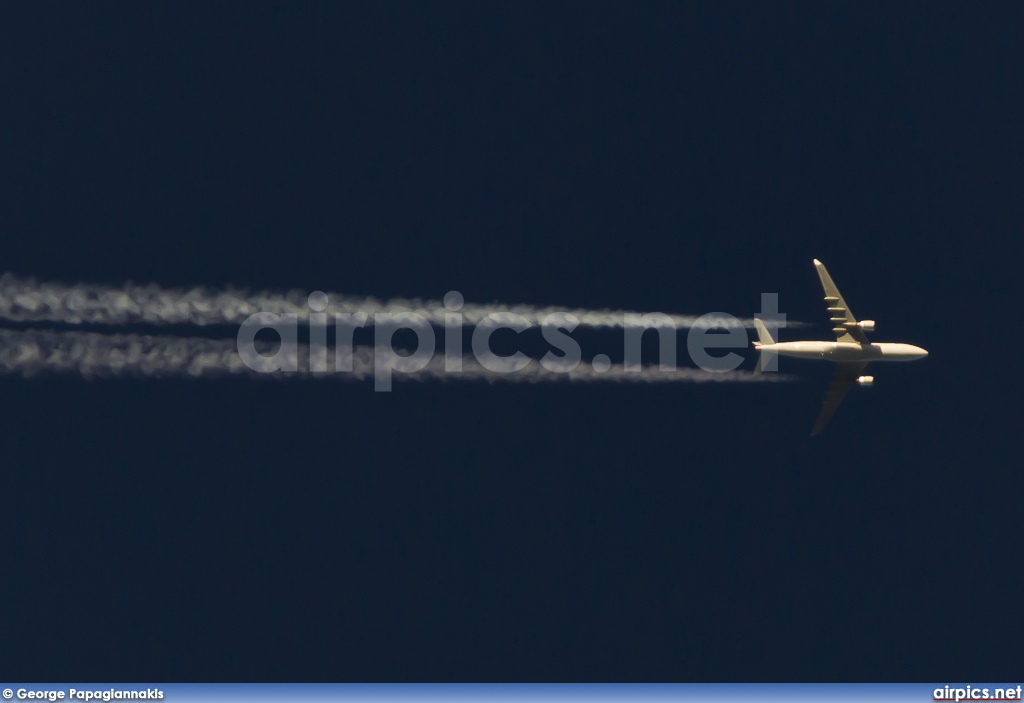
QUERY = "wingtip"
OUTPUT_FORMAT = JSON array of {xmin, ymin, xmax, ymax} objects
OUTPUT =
[{"xmin": 813, "ymin": 258, "xmax": 822, "ymax": 266}]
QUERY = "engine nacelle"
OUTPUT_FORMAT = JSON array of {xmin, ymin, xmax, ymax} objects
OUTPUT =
[
  {"xmin": 856, "ymin": 375, "xmax": 874, "ymax": 386},
  {"xmin": 857, "ymin": 320, "xmax": 876, "ymax": 332}
]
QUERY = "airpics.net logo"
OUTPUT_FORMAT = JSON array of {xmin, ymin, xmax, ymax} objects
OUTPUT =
[
  {"xmin": 934, "ymin": 685, "xmax": 1023, "ymax": 701},
  {"xmin": 234, "ymin": 290, "xmax": 788, "ymax": 390}
]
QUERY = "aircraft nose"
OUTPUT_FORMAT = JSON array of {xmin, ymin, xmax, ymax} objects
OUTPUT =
[{"xmin": 918, "ymin": 346, "xmax": 928, "ymax": 358}]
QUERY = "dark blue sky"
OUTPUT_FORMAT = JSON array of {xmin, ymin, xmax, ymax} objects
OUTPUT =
[{"xmin": 2, "ymin": 2, "xmax": 1022, "ymax": 681}]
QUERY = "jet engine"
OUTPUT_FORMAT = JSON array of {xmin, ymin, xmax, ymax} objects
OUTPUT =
[
  {"xmin": 857, "ymin": 320, "xmax": 875, "ymax": 331},
  {"xmin": 856, "ymin": 375, "xmax": 874, "ymax": 386}
]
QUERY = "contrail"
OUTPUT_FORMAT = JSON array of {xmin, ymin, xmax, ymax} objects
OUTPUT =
[
  {"xmin": 0, "ymin": 273, "xmax": 785, "ymax": 330},
  {"xmin": 0, "ymin": 329, "xmax": 791, "ymax": 383}
]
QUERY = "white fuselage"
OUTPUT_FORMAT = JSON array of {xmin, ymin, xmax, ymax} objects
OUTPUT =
[{"xmin": 759, "ymin": 341, "xmax": 928, "ymax": 362}]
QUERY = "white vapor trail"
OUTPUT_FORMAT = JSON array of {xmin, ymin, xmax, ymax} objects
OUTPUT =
[
  {"xmin": 0, "ymin": 273, "xmax": 779, "ymax": 330},
  {"xmin": 0, "ymin": 329, "xmax": 790, "ymax": 383}
]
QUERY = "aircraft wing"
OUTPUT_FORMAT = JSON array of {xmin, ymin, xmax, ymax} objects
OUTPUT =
[
  {"xmin": 810, "ymin": 361, "xmax": 869, "ymax": 436},
  {"xmin": 813, "ymin": 259, "xmax": 869, "ymax": 344}
]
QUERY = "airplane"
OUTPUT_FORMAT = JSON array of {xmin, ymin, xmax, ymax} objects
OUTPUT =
[{"xmin": 753, "ymin": 259, "xmax": 928, "ymax": 436}]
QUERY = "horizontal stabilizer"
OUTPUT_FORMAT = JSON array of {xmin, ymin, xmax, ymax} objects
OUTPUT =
[{"xmin": 752, "ymin": 318, "xmax": 776, "ymax": 346}]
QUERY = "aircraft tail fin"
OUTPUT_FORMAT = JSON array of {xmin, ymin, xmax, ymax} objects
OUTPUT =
[{"xmin": 752, "ymin": 318, "xmax": 777, "ymax": 376}]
